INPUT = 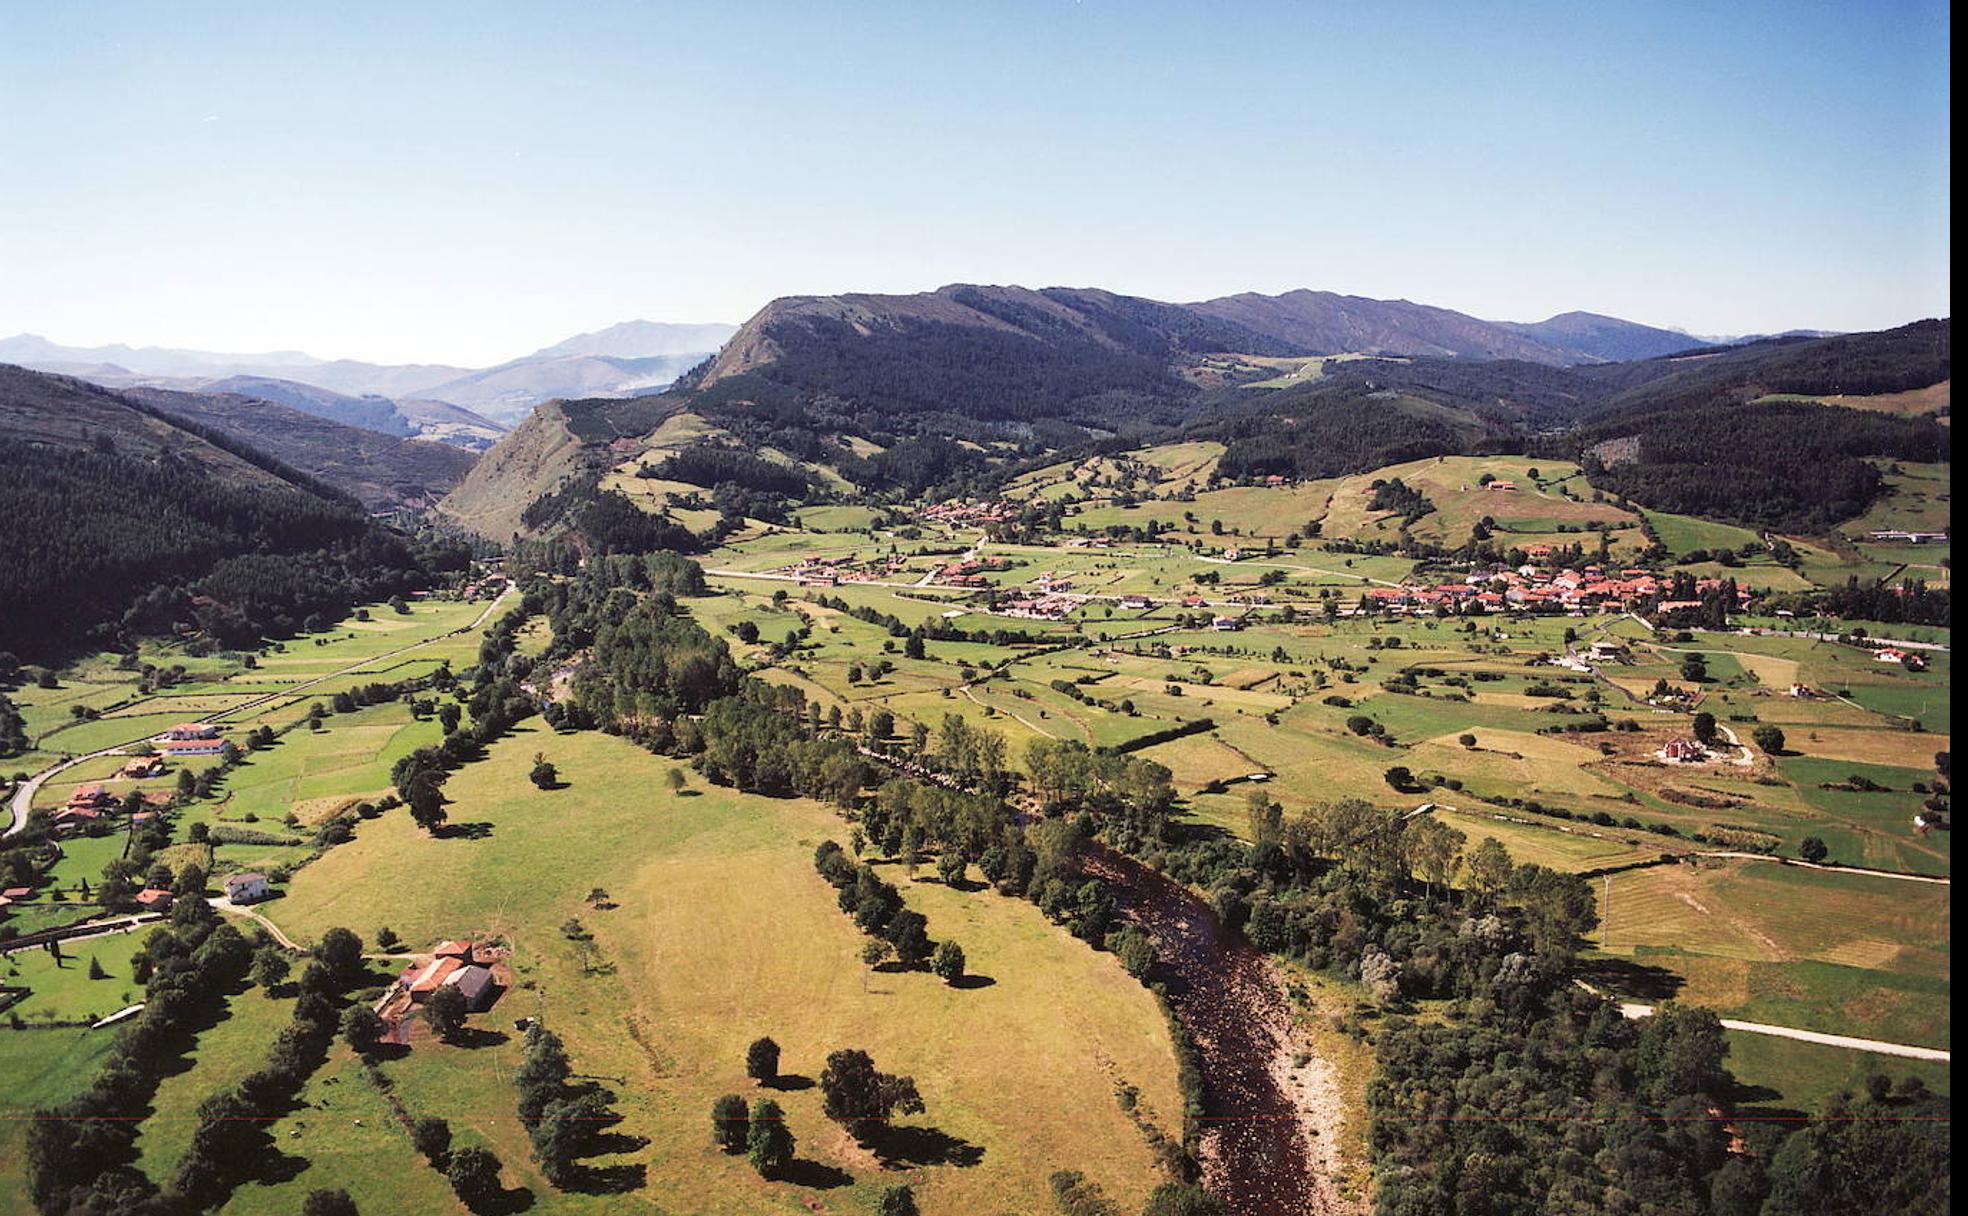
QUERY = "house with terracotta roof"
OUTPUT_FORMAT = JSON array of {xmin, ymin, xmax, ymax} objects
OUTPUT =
[
  {"xmin": 165, "ymin": 723, "xmax": 219, "ymax": 741},
  {"xmin": 223, "ymin": 872, "xmax": 271, "ymax": 904},
  {"xmin": 161, "ymin": 736, "xmax": 236, "ymax": 760},
  {"xmin": 134, "ymin": 888, "xmax": 175, "ymax": 911}
]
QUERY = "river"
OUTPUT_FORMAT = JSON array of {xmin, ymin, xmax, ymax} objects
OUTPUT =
[{"xmin": 1086, "ymin": 846, "xmax": 1323, "ymax": 1216}]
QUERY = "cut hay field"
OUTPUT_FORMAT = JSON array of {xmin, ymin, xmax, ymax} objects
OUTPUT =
[
  {"xmin": 271, "ymin": 726, "xmax": 1185, "ymax": 1214},
  {"xmin": 1593, "ymin": 859, "xmax": 1951, "ymax": 1049}
]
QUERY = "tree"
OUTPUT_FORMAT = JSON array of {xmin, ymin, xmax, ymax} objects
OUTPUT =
[
  {"xmin": 931, "ymin": 940, "xmax": 966, "ymax": 984},
  {"xmin": 1752, "ymin": 725, "xmax": 1786, "ymax": 755},
  {"xmin": 1692, "ymin": 711, "xmax": 1719, "ymax": 744},
  {"xmin": 425, "ymin": 984, "xmax": 468, "ymax": 1040},
  {"xmin": 316, "ymin": 927, "xmax": 365, "ymax": 986},
  {"xmin": 745, "ymin": 1036, "xmax": 781, "ymax": 1086},
  {"xmin": 1799, "ymin": 836, "xmax": 1830, "ymax": 864},
  {"xmin": 252, "ymin": 946, "xmax": 291, "ymax": 990},
  {"xmin": 1383, "ymin": 765, "xmax": 1414, "ymax": 792},
  {"xmin": 877, "ymin": 1185, "xmax": 920, "ymax": 1216},
  {"xmin": 820, "ymin": 1048, "xmax": 924, "ymax": 1143},
  {"xmin": 746, "ymin": 1098, "xmax": 794, "ymax": 1177},
  {"xmin": 1680, "ymin": 654, "xmax": 1709, "ymax": 683},
  {"xmin": 666, "ymin": 767, "xmax": 687, "ymax": 794},
  {"xmin": 1467, "ymin": 837, "xmax": 1514, "ymax": 906},
  {"xmin": 529, "ymin": 753, "xmax": 558, "ymax": 789},
  {"xmin": 407, "ymin": 774, "xmax": 447, "ymax": 833},
  {"xmin": 445, "ymin": 1145, "xmax": 503, "ymax": 1210},
  {"xmin": 342, "ymin": 1005, "xmax": 386, "ymax": 1055},
  {"xmin": 87, "ymin": 955, "xmax": 106, "ymax": 980},
  {"xmin": 711, "ymin": 1093, "xmax": 750, "ymax": 1153},
  {"xmin": 411, "ymin": 1116, "xmax": 452, "ymax": 1165},
  {"xmin": 936, "ymin": 851, "xmax": 966, "ymax": 886},
  {"xmin": 302, "ymin": 1189, "xmax": 359, "ymax": 1216},
  {"xmin": 1458, "ymin": 733, "xmax": 1477, "ymax": 748}
]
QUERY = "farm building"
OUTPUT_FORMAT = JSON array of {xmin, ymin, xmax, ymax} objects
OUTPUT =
[
  {"xmin": 445, "ymin": 964, "xmax": 499, "ymax": 1011},
  {"xmin": 1659, "ymin": 738, "xmax": 1707, "ymax": 763},
  {"xmin": 134, "ymin": 888, "xmax": 175, "ymax": 911},
  {"xmin": 117, "ymin": 755, "xmax": 167, "ymax": 779},
  {"xmin": 161, "ymin": 736, "xmax": 237, "ymax": 759},
  {"xmin": 222, "ymin": 872, "xmax": 272, "ymax": 904},
  {"xmin": 164, "ymin": 723, "xmax": 219, "ymax": 741}
]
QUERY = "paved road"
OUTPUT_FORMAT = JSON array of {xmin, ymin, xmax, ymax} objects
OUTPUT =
[
  {"xmin": 5, "ymin": 584, "xmax": 513, "ymax": 839},
  {"xmin": 1615, "ymin": 1000, "xmax": 1951, "ymax": 1062}
]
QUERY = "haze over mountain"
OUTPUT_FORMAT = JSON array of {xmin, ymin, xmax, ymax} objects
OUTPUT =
[{"xmin": 0, "ymin": 317, "xmax": 737, "ymax": 431}]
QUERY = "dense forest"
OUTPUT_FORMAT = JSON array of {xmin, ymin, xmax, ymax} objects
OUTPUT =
[
  {"xmin": 1572, "ymin": 401, "xmax": 1949, "ymax": 532},
  {"xmin": 0, "ymin": 442, "xmax": 463, "ymax": 658},
  {"xmin": 1210, "ymin": 387, "xmax": 1494, "ymax": 481}
]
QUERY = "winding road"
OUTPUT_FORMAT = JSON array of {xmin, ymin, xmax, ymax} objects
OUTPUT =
[{"xmin": 5, "ymin": 584, "xmax": 513, "ymax": 839}]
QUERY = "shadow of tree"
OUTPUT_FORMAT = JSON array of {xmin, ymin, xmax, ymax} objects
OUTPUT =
[
  {"xmin": 442, "ymin": 821, "xmax": 496, "ymax": 840},
  {"xmin": 768, "ymin": 1073, "xmax": 816, "ymax": 1092},
  {"xmin": 875, "ymin": 1124, "xmax": 985, "ymax": 1169},
  {"xmin": 1575, "ymin": 957, "xmax": 1686, "ymax": 1002},
  {"xmin": 948, "ymin": 973, "xmax": 996, "ymax": 990},
  {"xmin": 778, "ymin": 1157, "xmax": 854, "ymax": 1189}
]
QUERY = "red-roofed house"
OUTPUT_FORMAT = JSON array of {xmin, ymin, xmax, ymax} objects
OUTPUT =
[{"xmin": 134, "ymin": 888, "xmax": 175, "ymax": 911}]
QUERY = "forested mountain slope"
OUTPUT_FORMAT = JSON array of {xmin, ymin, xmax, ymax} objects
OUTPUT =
[
  {"xmin": 119, "ymin": 385, "xmax": 477, "ymax": 510},
  {"xmin": 0, "ymin": 365, "xmax": 462, "ymax": 659}
]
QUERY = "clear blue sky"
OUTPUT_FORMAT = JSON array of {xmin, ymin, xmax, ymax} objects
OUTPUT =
[{"xmin": 0, "ymin": 0, "xmax": 1950, "ymax": 366}]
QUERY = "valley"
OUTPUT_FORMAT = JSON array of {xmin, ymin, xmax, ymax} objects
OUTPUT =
[{"xmin": 0, "ymin": 314, "xmax": 1950, "ymax": 1216}]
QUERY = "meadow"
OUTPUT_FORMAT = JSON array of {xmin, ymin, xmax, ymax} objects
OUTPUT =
[{"xmin": 271, "ymin": 726, "xmax": 1186, "ymax": 1215}]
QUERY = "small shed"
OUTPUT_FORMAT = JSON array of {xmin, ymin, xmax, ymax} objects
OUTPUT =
[{"xmin": 444, "ymin": 964, "xmax": 498, "ymax": 1012}]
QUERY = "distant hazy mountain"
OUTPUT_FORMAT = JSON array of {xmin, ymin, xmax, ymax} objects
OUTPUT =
[
  {"xmin": 527, "ymin": 319, "xmax": 737, "ymax": 360},
  {"xmin": 116, "ymin": 383, "xmax": 478, "ymax": 510},
  {"xmin": 414, "ymin": 352, "xmax": 713, "ymax": 425},
  {"xmin": 1498, "ymin": 310, "xmax": 1707, "ymax": 362},
  {"xmin": 1185, "ymin": 292, "xmax": 1707, "ymax": 364},
  {"xmin": 0, "ymin": 318, "xmax": 733, "ymax": 431},
  {"xmin": 0, "ymin": 333, "xmax": 320, "ymax": 376}
]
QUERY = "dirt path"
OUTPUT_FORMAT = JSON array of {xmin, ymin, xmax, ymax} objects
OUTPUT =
[
  {"xmin": 1086, "ymin": 846, "xmax": 1327, "ymax": 1215},
  {"xmin": 1614, "ymin": 999, "xmax": 1951, "ymax": 1061}
]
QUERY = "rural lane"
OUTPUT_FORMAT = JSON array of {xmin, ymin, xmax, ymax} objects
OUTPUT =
[
  {"xmin": 1615, "ymin": 1000, "xmax": 1951, "ymax": 1062},
  {"xmin": 5, "ymin": 584, "xmax": 513, "ymax": 839}
]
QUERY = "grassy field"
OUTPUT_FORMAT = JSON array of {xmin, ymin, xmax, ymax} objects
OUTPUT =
[
  {"xmin": 271, "ymin": 726, "xmax": 1186, "ymax": 1214},
  {"xmin": 1593, "ymin": 860, "xmax": 1950, "ymax": 1049}
]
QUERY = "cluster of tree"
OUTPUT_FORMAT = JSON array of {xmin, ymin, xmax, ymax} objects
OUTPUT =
[
  {"xmin": 1367, "ymin": 477, "xmax": 1437, "ymax": 525},
  {"xmin": 24, "ymin": 901, "xmax": 253, "ymax": 1214},
  {"xmin": 1766, "ymin": 577, "xmax": 1951, "ymax": 628},
  {"xmin": 814, "ymin": 840, "xmax": 935, "ymax": 969},
  {"xmin": 1575, "ymin": 401, "xmax": 1948, "ymax": 533},
  {"xmin": 1024, "ymin": 738, "xmax": 1177, "ymax": 849},
  {"xmin": 693, "ymin": 689, "xmax": 872, "ymax": 801},
  {"xmin": 514, "ymin": 1023, "xmax": 623, "ymax": 1190},
  {"xmin": 0, "ymin": 689, "xmax": 25, "ymax": 757},
  {"xmin": 647, "ymin": 443, "xmax": 816, "ymax": 498},
  {"xmin": 1211, "ymin": 387, "xmax": 1488, "ymax": 481},
  {"xmin": 1051, "ymin": 1170, "xmax": 1227, "ymax": 1216},
  {"xmin": 710, "ymin": 1091, "xmax": 797, "ymax": 1178},
  {"xmin": 521, "ymin": 475, "xmax": 705, "ymax": 555},
  {"xmin": 170, "ymin": 929, "xmax": 369, "ymax": 1209},
  {"xmin": 392, "ymin": 674, "xmax": 537, "ymax": 833}
]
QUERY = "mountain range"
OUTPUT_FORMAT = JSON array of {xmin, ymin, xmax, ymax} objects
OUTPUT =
[{"xmin": 0, "ymin": 319, "xmax": 738, "ymax": 435}]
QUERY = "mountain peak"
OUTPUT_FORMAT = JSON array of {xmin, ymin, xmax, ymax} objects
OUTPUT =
[{"xmin": 527, "ymin": 319, "xmax": 739, "ymax": 361}]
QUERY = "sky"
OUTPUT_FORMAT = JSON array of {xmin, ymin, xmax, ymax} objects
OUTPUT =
[{"xmin": 0, "ymin": 0, "xmax": 1951, "ymax": 367}]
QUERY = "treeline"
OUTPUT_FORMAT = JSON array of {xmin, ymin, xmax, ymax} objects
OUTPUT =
[
  {"xmin": 521, "ymin": 476, "xmax": 705, "ymax": 555},
  {"xmin": 0, "ymin": 442, "xmax": 463, "ymax": 658},
  {"xmin": 647, "ymin": 443, "xmax": 815, "ymax": 498},
  {"xmin": 1766, "ymin": 576, "xmax": 1951, "ymax": 628},
  {"xmin": 23, "ymin": 902, "xmax": 253, "ymax": 1213},
  {"xmin": 1211, "ymin": 388, "xmax": 1487, "ymax": 481}
]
